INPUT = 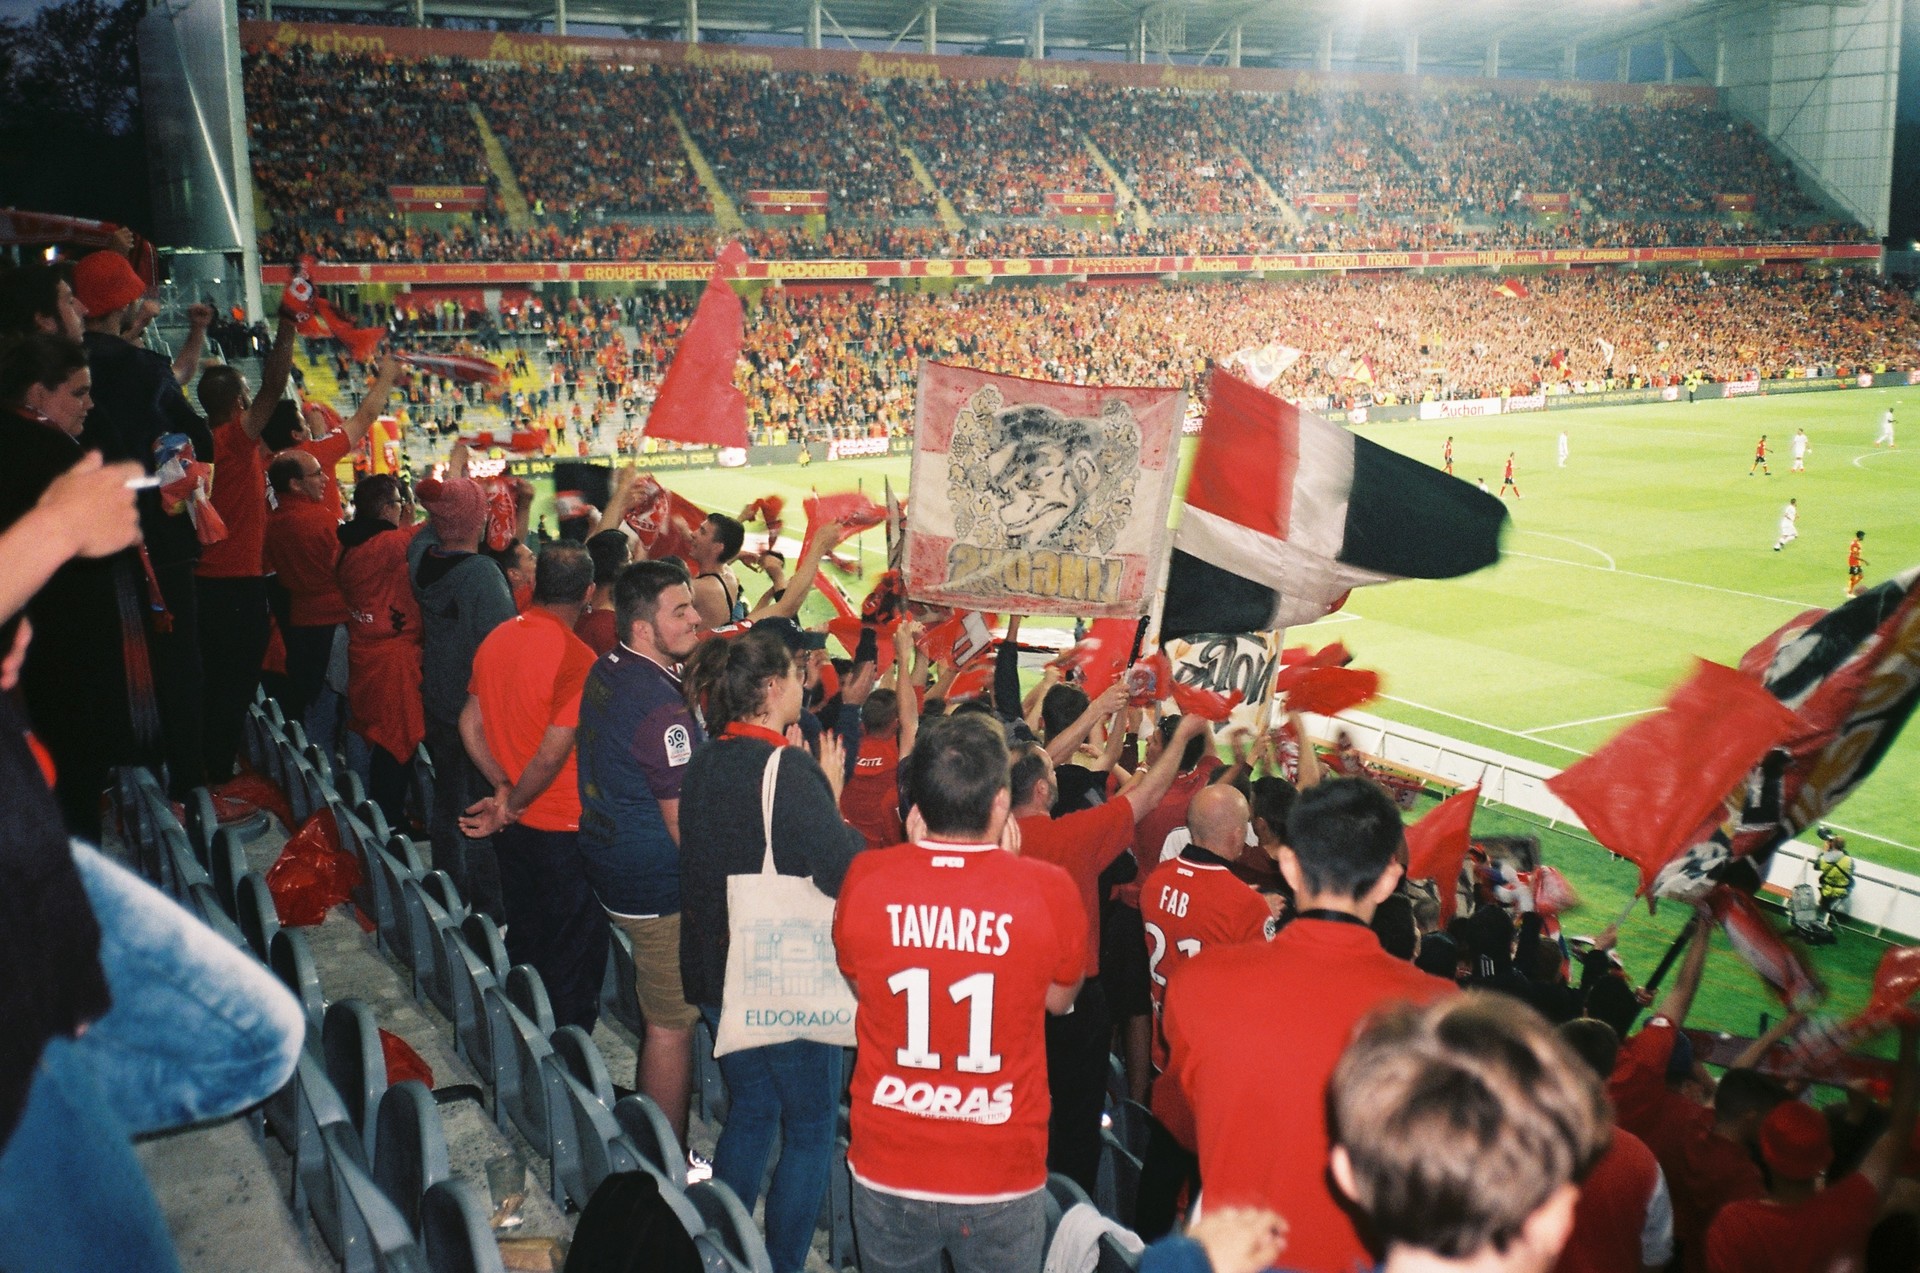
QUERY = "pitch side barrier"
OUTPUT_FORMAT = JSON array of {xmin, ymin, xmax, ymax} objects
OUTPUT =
[
  {"xmin": 474, "ymin": 435, "xmax": 912, "ymax": 476},
  {"xmin": 1325, "ymin": 370, "xmax": 1920, "ymax": 426},
  {"xmin": 1305, "ymin": 708, "xmax": 1920, "ymax": 941}
]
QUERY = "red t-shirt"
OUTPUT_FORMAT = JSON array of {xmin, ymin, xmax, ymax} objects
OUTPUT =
[
  {"xmin": 1132, "ymin": 758, "xmax": 1221, "ymax": 867},
  {"xmin": 263, "ymin": 497, "xmax": 349, "ymax": 627},
  {"xmin": 468, "ymin": 608, "xmax": 596, "ymax": 832},
  {"xmin": 1556, "ymin": 1127, "xmax": 1666, "ymax": 1273},
  {"xmin": 1164, "ymin": 917, "xmax": 1457, "ymax": 1273},
  {"xmin": 1140, "ymin": 850, "xmax": 1271, "ymax": 1148},
  {"xmin": 1609, "ymin": 1019, "xmax": 1712, "ymax": 1176},
  {"xmin": 834, "ymin": 840, "xmax": 1085, "ymax": 1201},
  {"xmin": 197, "ymin": 420, "xmax": 267, "ymax": 578},
  {"xmin": 1671, "ymin": 1124, "xmax": 1766, "ymax": 1271},
  {"xmin": 574, "ymin": 608, "xmax": 619, "ymax": 657},
  {"xmin": 1706, "ymin": 1172, "xmax": 1879, "ymax": 1273},
  {"xmin": 840, "ymin": 735, "xmax": 904, "ymax": 850},
  {"xmin": 1018, "ymin": 798, "xmax": 1136, "ymax": 979},
  {"xmin": 300, "ymin": 431, "xmax": 351, "ymax": 523}
]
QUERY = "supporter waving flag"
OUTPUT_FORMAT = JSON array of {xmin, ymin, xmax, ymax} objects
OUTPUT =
[
  {"xmin": 644, "ymin": 241, "xmax": 750, "ymax": 450},
  {"xmin": 1160, "ymin": 371, "xmax": 1507, "ymax": 639},
  {"xmin": 1654, "ymin": 565, "xmax": 1920, "ymax": 900}
]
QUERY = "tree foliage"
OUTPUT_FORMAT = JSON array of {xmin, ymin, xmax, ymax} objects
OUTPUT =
[{"xmin": 0, "ymin": 0, "xmax": 143, "ymax": 137}]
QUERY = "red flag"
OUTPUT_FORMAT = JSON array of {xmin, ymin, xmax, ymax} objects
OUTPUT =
[
  {"xmin": 315, "ymin": 298, "xmax": 385, "ymax": 363},
  {"xmin": 622, "ymin": 473, "xmax": 708, "ymax": 564},
  {"xmin": 946, "ymin": 663, "xmax": 993, "ymax": 703},
  {"xmin": 1169, "ymin": 680, "xmax": 1242, "ymax": 722},
  {"xmin": 1051, "ymin": 616, "xmax": 1137, "ymax": 699},
  {"xmin": 1704, "ymin": 885, "xmax": 1823, "ymax": 1011},
  {"xmin": 1280, "ymin": 640, "xmax": 1352, "ymax": 671},
  {"xmin": 919, "ymin": 612, "xmax": 997, "ymax": 666},
  {"xmin": 397, "ymin": 351, "xmax": 506, "ymax": 385},
  {"xmin": 1275, "ymin": 666, "xmax": 1380, "ymax": 717},
  {"xmin": 1405, "ymin": 786, "xmax": 1479, "ymax": 922},
  {"xmin": 1497, "ymin": 277, "xmax": 1530, "ymax": 300},
  {"xmin": 805, "ymin": 490, "xmax": 886, "ymax": 532},
  {"xmin": 645, "ymin": 243, "xmax": 749, "ymax": 449},
  {"xmin": 1547, "ymin": 660, "xmax": 1801, "ymax": 893}
]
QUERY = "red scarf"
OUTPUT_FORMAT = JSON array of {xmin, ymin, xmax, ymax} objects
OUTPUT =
[{"xmin": 722, "ymin": 721, "xmax": 788, "ymax": 747}]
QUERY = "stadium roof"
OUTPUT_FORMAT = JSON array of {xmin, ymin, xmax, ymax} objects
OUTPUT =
[{"xmin": 258, "ymin": 0, "xmax": 1805, "ymax": 80}]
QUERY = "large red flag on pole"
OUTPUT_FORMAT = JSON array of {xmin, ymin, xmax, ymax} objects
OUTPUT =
[
  {"xmin": 1405, "ymin": 786, "xmax": 1480, "ymax": 922},
  {"xmin": 645, "ymin": 242, "xmax": 749, "ymax": 450},
  {"xmin": 1547, "ymin": 659, "xmax": 1801, "ymax": 894}
]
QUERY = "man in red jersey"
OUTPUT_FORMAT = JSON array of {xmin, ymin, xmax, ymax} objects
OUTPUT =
[
  {"xmin": 834, "ymin": 712, "xmax": 1085, "ymax": 1273},
  {"xmin": 1556, "ymin": 1019, "xmax": 1674, "ymax": 1273},
  {"xmin": 1163, "ymin": 776, "xmax": 1456, "ymax": 1273},
  {"xmin": 1136, "ymin": 784, "xmax": 1274, "ymax": 1239},
  {"xmin": 457, "ymin": 543, "xmax": 603, "ymax": 1029},
  {"xmin": 1010, "ymin": 713, "xmax": 1212, "ymax": 1192},
  {"xmin": 1707, "ymin": 1019, "xmax": 1918, "ymax": 1273},
  {"xmin": 841, "ymin": 622, "xmax": 922, "ymax": 849}
]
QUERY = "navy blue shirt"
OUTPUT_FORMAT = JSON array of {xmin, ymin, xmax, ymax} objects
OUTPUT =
[{"xmin": 576, "ymin": 645, "xmax": 704, "ymax": 916}]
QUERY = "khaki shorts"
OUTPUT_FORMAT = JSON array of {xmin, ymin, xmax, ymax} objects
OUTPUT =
[{"xmin": 609, "ymin": 912, "xmax": 700, "ymax": 1031}]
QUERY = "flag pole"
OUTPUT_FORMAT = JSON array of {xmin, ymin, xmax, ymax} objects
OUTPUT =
[{"xmin": 1640, "ymin": 913, "xmax": 1701, "ymax": 1000}]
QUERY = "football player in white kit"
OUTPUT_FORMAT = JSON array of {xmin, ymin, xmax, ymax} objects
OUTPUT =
[
  {"xmin": 1875, "ymin": 407, "xmax": 1897, "ymax": 448},
  {"xmin": 1791, "ymin": 428, "xmax": 1810, "ymax": 471},
  {"xmin": 1773, "ymin": 498, "xmax": 1798, "ymax": 551}
]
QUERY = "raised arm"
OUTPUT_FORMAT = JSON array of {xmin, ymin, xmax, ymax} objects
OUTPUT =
[
  {"xmin": 1046, "ymin": 681, "xmax": 1129, "ymax": 766},
  {"xmin": 339, "ymin": 355, "xmax": 404, "ymax": 447},
  {"xmin": 1650, "ymin": 915, "xmax": 1710, "ymax": 1028},
  {"xmin": 895, "ymin": 621, "xmax": 921, "ymax": 756},
  {"xmin": 1858, "ymin": 1019, "xmax": 1920, "ymax": 1199},
  {"xmin": 1121, "ymin": 715, "xmax": 1212, "ymax": 824},
  {"xmin": 240, "ymin": 315, "xmax": 299, "ymax": 441},
  {"xmin": 743, "ymin": 517, "xmax": 849, "ymax": 623},
  {"xmin": 172, "ymin": 303, "xmax": 213, "ymax": 385}
]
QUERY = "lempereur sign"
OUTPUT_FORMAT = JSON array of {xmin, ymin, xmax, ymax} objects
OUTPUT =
[{"xmin": 904, "ymin": 362, "xmax": 1183, "ymax": 617}]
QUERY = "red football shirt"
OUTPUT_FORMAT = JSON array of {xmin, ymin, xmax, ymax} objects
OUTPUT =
[
  {"xmin": 1556, "ymin": 1127, "xmax": 1667, "ymax": 1273},
  {"xmin": 834, "ymin": 840, "xmax": 1085, "ymax": 1201},
  {"xmin": 1670, "ymin": 1123, "xmax": 1765, "ymax": 1272},
  {"xmin": 1609, "ymin": 1019, "xmax": 1712, "ymax": 1176},
  {"xmin": 1140, "ymin": 849, "xmax": 1271, "ymax": 1148},
  {"xmin": 468, "ymin": 608, "xmax": 596, "ymax": 832},
  {"xmin": 197, "ymin": 420, "xmax": 267, "ymax": 578},
  {"xmin": 1705, "ymin": 1172, "xmax": 1878, "ymax": 1273},
  {"xmin": 1132, "ymin": 757, "xmax": 1221, "ymax": 868},
  {"xmin": 1165, "ymin": 917, "xmax": 1457, "ymax": 1273},
  {"xmin": 574, "ymin": 608, "xmax": 619, "ymax": 657},
  {"xmin": 1018, "ymin": 798, "xmax": 1136, "ymax": 979},
  {"xmin": 840, "ymin": 735, "xmax": 904, "ymax": 850},
  {"xmin": 263, "ymin": 497, "xmax": 349, "ymax": 627}
]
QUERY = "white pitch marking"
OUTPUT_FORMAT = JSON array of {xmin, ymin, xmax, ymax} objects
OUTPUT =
[
  {"xmin": 1377, "ymin": 695, "xmax": 1589, "ymax": 756},
  {"xmin": 1519, "ymin": 531, "xmax": 1616, "ymax": 570},
  {"xmin": 1504, "ymin": 551, "xmax": 1819, "ymax": 608},
  {"xmin": 1853, "ymin": 449, "xmax": 1905, "ymax": 470},
  {"xmin": 1521, "ymin": 707, "xmax": 1658, "ymax": 735}
]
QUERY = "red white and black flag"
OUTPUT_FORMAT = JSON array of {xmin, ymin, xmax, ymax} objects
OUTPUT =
[
  {"xmin": 1654, "ymin": 565, "xmax": 1920, "ymax": 900},
  {"xmin": 1160, "ymin": 371, "xmax": 1508, "ymax": 640}
]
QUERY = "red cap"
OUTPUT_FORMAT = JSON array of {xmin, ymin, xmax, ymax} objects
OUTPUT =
[
  {"xmin": 71, "ymin": 251, "xmax": 146, "ymax": 318},
  {"xmin": 1759, "ymin": 1101, "xmax": 1833, "ymax": 1181}
]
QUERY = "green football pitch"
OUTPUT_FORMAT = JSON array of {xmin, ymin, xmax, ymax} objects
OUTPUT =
[{"xmin": 538, "ymin": 385, "xmax": 1920, "ymax": 1044}]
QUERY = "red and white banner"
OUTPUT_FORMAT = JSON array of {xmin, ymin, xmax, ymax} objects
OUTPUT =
[
  {"xmin": 1725, "ymin": 378, "xmax": 1762, "ymax": 397},
  {"xmin": 1298, "ymin": 192, "xmax": 1360, "ymax": 213},
  {"xmin": 746, "ymin": 189, "xmax": 828, "ymax": 214},
  {"xmin": 1045, "ymin": 191, "xmax": 1117, "ymax": 215},
  {"xmin": 827, "ymin": 436, "xmax": 889, "ymax": 460},
  {"xmin": 1419, "ymin": 397, "xmax": 1505, "ymax": 420},
  {"xmin": 1705, "ymin": 885, "xmax": 1823, "ymax": 1010},
  {"xmin": 389, "ymin": 184, "xmax": 487, "ymax": 212},
  {"xmin": 1506, "ymin": 393, "xmax": 1547, "ymax": 412},
  {"xmin": 1716, "ymin": 193, "xmax": 1758, "ymax": 213},
  {"xmin": 1525, "ymin": 192, "xmax": 1572, "ymax": 214},
  {"xmin": 905, "ymin": 363, "xmax": 1184, "ymax": 617},
  {"xmin": 259, "ymin": 242, "xmax": 1885, "ymax": 287}
]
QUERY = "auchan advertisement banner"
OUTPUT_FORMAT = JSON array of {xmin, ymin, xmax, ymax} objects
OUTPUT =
[
  {"xmin": 260, "ymin": 242, "xmax": 1884, "ymax": 287},
  {"xmin": 243, "ymin": 21, "xmax": 1717, "ymax": 109}
]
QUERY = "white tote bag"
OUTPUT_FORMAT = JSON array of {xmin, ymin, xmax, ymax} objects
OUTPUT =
[{"xmin": 712, "ymin": 748, "xmax": 858, "ymax": 1056}]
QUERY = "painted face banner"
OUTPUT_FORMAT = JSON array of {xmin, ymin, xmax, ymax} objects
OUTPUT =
[{"xmin": 905, "ymin": 362, "xmax": 1184, "ymax": 618}]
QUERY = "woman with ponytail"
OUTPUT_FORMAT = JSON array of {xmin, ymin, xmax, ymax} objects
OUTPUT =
[{"xmin": 677, "ymin": 625, "xmax": 867, "ymax": 1273}]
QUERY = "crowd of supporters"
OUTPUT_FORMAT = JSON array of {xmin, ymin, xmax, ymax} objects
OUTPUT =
[{"xmin": 244, "ymin": 50, "xmax": 1863, "ymax": 267}]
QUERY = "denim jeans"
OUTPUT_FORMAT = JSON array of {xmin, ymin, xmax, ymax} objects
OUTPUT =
[
  {"xmin": 0, "ymin": 844, "xmax": 304, "ymax": 1272},
  {"xmin": 701, "ymin": 1006, "xmax": 842, "ymax": 1273},
  {"xmin": 850, "ymin": 1179, "xmax": 1047, "ymax": 1273}
]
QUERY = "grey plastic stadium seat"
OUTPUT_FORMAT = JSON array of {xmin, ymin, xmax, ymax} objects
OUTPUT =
[
  {"xmin": 375, "ymin": 846, "xmax": 417, "ymax": 973},
  {"xmin": 388, "ymin": 830, "xmax": 427, "ymax": 876},
  {"xmin": 356, "ymin": 798, "xmax": 393, "ymax": 848},
  {"xmin": 165, "ymin": 823, "xmax": 210, "ymax": 903},
  {"xmin": 542, "ymin": 1039, "xmax": 642, "ymax": 1208},
  {"xmin": 613, "ymin": 1094, "xmax": 687, "ymax": 1191},
  {"xmin": 438, "ymin": 926, "xmax": 499, "ymax": 1078},
  {"xmin": 322, "ymin": 1120, "xmax": 419, "ymax": 1273},
  {"xmin": 461, "ymin": 912, "xmax": 508, "ymax": 978},
  {"xmin": 185, "ymin": 785, "xmax": 221, "ymax": 865},
  {"xmin": 420, "ymin": 869, "xmax": 466, "ymax": 923},
  {"xmin": 324, "ymin": 998, "xmax": 390, "ymax": 1163},
  {"xmin": 235, "ymin": 870, "xmax": 281, "ymax": 962},
  {"xmin": 1095, "ymin": 1128, "xmax": 1140, "ymax": 1229},
  {"xmin": 419, "ymin": 1179, "xmax": 506, "ymax": 1273},
  {"xmin": 600, "ymin": 923, "xmax": 646, "ymax": 1039},
  {"xmin": 269, "ymin": 927, "xmax": 326, "ymax": 1054},
  {"xmin": 190, "ymin": 881, "xmax": 250, "ymax": 950},
  {"xmin": 277, "ymin": 1051, "xmax": 353, "ymax": 1229},
  {"xmin": 1095, "ymin": 1232, "xmax": 1143, "ymax": 1273},
  {"xmin": 398, "ymin": 874, "xmax": 455, "ymax": 1006},
  {"xmin": 687, "ymin": 1179, "xmax": 774, "ymax": 1273},
  {"xmin": 551, "ymin": 1025, "xmax": 616, "ymax": 1106},
  {"xmin": 337, "ymin": 767, "xmax": 368, "ymax": 810},
  {"xmin": 374, "ymin": 1080, "xmax": 450, "ymax": 1237},
  {"xmin": 482, "ymin": 972, "xmax": 572, "ymax": 1205},
  {"xmin": 1044, "ymin": 1174, "xmax": 1094, "ymax": 1253},
  {"xmin": 692, "ymin": 1016, "xmax": 729, "ymax": 1127},
  {"xmin": 1111, "ymin": 1099, "xmax": 1153, "ymax": 1160},
  {"xmin": 207, "ymin": 825, "xmax": 249, "ymax": 917}
]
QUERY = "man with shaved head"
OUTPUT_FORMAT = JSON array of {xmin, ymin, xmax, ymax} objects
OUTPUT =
[{"xmin": 1134, "ymin": 782, "xmax": 1277, "ymax": 1238}]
